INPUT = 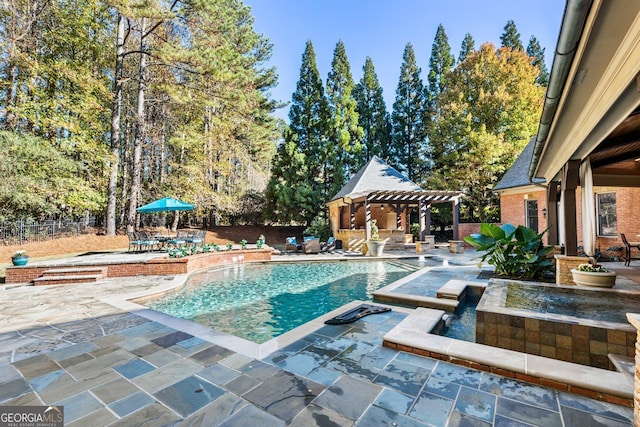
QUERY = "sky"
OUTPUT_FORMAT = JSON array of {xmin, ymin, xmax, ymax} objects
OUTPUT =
[{"xmin": 244, "ymin": 0, "xmax": 567, "ymax": 122}]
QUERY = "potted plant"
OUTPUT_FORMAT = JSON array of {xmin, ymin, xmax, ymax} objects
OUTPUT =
[
  {"xmin": 256, "ymin": 235, "xmax": 265, "ymax": 249},
  {"xmin": 366, "ymin": 219, "xmax": 386, "ymax": 256},
  {"xmin": 11, "ymin": 250, "xmax": 29, "ymax": 266},
  {"xmin": 240, "ymin": 239, "xmax": 247, "ymax": 250},
  {"xmin": 571, "ymin": 262, "xmax": 617, "ymax": 288}
]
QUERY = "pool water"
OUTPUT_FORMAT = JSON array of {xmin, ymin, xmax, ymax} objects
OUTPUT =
[
  {"xmin": 438, "ymin": 294, "xmax": 480, "ymax": 342},
  {"xmin": 147, "ymin": 259, "xmax": 435, "ymax": 343},
  {"xmin": 505, "ymin": 282, "xmax": 640, "ymax": 324}
]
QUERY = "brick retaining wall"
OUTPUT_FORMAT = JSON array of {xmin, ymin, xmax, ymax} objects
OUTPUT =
[{"xmin": 5, "ymin": 249, "xmax": 272, "ymax": 284}]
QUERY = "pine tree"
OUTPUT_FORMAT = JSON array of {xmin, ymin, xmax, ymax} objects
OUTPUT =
[
  {"xmin": 391, "ymin": 43, "xmax": 425, "ymax": 181},
  {"xmin": 354, "ymin": 56, "xmax": 390, "ymax": 162},
  {"xmin": 527, "ymin": 35, "xmax": 549, "ymax": 86},
  {"xmin": 425, "ymin": 24, "xmax": 454, "ymax": 171},
  {"xmin": 500, "ymin": 20, "xmax": 524, "ymax": 51},
  {"xmin": 458, "ymin": 33, "xmax": 475, "ymax": 63},
  {"xmin": 326, "ymin": 40, "xmax": 364, "ymax": 196},
  {"xmin": 265, "ymin": 40, "xmax": 327, "ymax": 225}
]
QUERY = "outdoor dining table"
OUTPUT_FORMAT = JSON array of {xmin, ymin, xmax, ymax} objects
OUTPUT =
[{"xmin": 153, "ymin": 235, "xmax": 173, "ymax": 249}]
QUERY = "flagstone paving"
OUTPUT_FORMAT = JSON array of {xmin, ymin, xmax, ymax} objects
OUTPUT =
[{"xmin": 0, "ymin": 250, "xmax": 635, "ymax": 425}]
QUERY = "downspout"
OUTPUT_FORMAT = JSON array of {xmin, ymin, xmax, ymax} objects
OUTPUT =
[{"xmin": 528, "ymin": 0, "xmax": 594, "ymax": 179}]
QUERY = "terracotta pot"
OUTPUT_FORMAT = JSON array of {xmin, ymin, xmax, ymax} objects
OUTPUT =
[{"xmin": 570, "ymin": 269, "xmax": 617, "ymax": 288}]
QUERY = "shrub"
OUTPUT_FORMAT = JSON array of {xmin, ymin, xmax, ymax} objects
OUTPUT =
[
  {"xmin": 464, "ymin": 223, "xmax": 554, "ymax": 280},
  {"xmin": 304, "ymin": 216, "xmax": 331, "ymax": 242}
]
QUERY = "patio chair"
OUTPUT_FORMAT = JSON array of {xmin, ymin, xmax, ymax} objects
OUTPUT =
[
  {"xmin": 127, "ymin": 231, "xmax": 142, "ymax": 252},
  {"xmin": 186, "ymin": 230, "xmax": 205, "ymax": 247},
  {"xmin": 167, "ymin": 230, "xmax": 189, "ymax": 248},
  {"xmin": 321, "ymin": 237, "xmax": 336, "ymax": 252},
  {"xmin": 621, "ymin": 233, "xmax": 640, "ymax": 266},
  {"xmin": 302, "ymin": 236, "xmax": 320, "ymax": 254},
  {"xmin": 285, "ymin": 237, "xmax": 300, "ymax": 253},
  {"xmin": 138, "ymin": 231, "xmax": 160, "ymax": 252}
]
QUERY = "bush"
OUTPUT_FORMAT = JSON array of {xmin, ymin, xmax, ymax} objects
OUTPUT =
[
  {"xmin": 464, "ymin": 223, "xmax": 554, "ymax": 280},
  {"xmin": 304, "ymin": 216, "xmax": 331, "ymax": 241}
]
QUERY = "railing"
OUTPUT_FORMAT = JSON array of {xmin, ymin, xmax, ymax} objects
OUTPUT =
[{"xmin": 0, "ymin": 219, "xmax": 95, "ymax": 246}]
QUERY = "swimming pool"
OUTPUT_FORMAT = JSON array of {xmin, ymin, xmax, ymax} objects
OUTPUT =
[{"xmin": 146, "ymin": 259, "xmax": 435, "ymax": 343}]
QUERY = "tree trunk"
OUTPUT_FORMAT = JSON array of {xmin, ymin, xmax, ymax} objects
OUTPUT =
[
  {"xmin": 127, "ymin": 17, "xmax": 147, "ymax": 233},
  {"xmin": 107, "ymin": 13, "xmax": 125, "ymax": 236}
]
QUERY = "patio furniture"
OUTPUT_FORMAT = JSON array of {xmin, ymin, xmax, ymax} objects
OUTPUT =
[
  {"xmin": 127, "ymin": 231, "xmax": 142, "ymax": 252},
  {"xmin": 137, "ymin": 231, "xmax": 160, "ymax": 252},
  {"xmin": 621, "ymin": 233, "xmax": 640, "ymax": 266},
  {"xmin": 321, "ymin": 237, "xmax": 336, "ymax": 252},
  {"xmin": 302, "ymin": 236, "xmax": 320, "ymax": 254},
  {"xmin": 186, "ymin": 230, "xmax": 205, "ymax": 247},
  {"xmin": 285, "ymin": 237, "xmax": 300, "ymax": 253},
  {"xmin": 166, "ymin": 230, "xmax": 189, "ymax": 248}
]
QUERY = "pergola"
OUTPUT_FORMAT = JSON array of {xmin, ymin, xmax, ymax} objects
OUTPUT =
[{"xmin": 327, "ymin": 157, "xmax": 462, "ymax": 251}]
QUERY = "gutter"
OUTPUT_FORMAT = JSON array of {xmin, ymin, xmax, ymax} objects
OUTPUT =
[{"xmin": 528, "ymin": 0, "xmax": 594, "ymax": 180}]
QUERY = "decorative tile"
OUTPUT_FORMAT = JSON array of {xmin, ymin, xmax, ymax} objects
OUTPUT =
[
  {"xmin": 430, "ymin": 362, "xmax": 482, "ymax": 388},
  {"xmin": 197, "ymin": 363, "xmax": 241, "ymax": 386},
  {"xmin": 224, "ymin": 374, "xmax": 261, "ymax": 396},
  {"xmin": 480, "ymin": 373, "xmax": 558, "ymax": 411},
  {"xmin": 91, "ymin": 378, "xmax": 139, "ymax": 404},
  {"xmin": 143, "ymin": 349, "xmax": 182, "ymax": 367},
  {"xmin": 151, "ymin": 331, "xmax": 193, "ymax": 348},
  {"xmin": 153, "ymin": 375, "xmax": 224, "ymax": 418},
  {"xmin": 179, "ymin": 393, "xmax": 249, "ymax": 426},
  {"xmin": 495, "ymin": 397, "xmax": 562, "ymax": 427},
  {"xmin": 109, "ymin": 390, "xmax": 155, "ymax": 417},
  {"xmin": 313, "ymin": 375, "xmax": 381, "ymax": 420},
  {"xmin": 359, "ymin": 404, "xmax": 429, "ymax": 427},
  {"xmin": 29, "ymin": 370, "xmax": 74, "ymax": 393},
  {"xmin": 177, "ymin": 337, "xmax": 206, "ymax": 349},
  {"xmin": 409, "ymin": 391, "xmax": 453, "ymax": 426},
  {"xmin": 559, "ymin": 406, "xmax": 632, "ymax": 427},
  {"xmin": 288, "ymin": 403, "xmax": 353, "ymax": 427},
  {"xmin": 373, "ymin": 388, "xmax": 414, "ymax": 415},
  {"xmin": 0, "ymin": 378, "xmax": 31, "ymax": 403},
  {"xmin": 217, "ymin": 403, "xmax": 285, "ymax": 427},
  {"xmin": 113, "ymin": 358, "xmax": 156, "ymax": 379},
  {"xmin": 242, "ymin": 371, "xmax": 325, "ymax": 423},
  {"xmin": 190, "ymin": 345, "xmax": 234, "ymax": 367},
  {"xmin": 373, "ymin": 359, "xmax": 431, "ymax": 396},
  {"xmin": 558, "ymin": 391, "xmax": 633, "ymax": 423},
  {"xmin": 13, "ymin": 354, "xmax": 61, "ymax": 380},
  {"xmin": 54, "ymin": 390, "xmax": 104, "ymax": 424},
  {"xmin": 448, "ymin": 410, "xmax": 492, "ymax": 426},
  {"xmin": 109, "ymin": 403, "xmax": 179, "ymax": 426},
  {"xmin": 454, "ymin": 386, "xmax": 496, "ymax": 422},
  {"xmin": 49, "ymin": 341, "xmax": 99, "ymax": 362},
  {"xmin": 424, "ymin": 377, "xmax": 461, "ymax": 400}
]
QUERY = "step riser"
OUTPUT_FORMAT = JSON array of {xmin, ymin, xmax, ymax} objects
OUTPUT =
[{"xmin": 34, "ymin": 278, "xmax": 99, "ymax": 286}]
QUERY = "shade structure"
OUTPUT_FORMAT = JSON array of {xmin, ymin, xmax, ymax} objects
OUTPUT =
[{"xmin": 136, "ymin": 197, "xmax": 194, "ymax": 213}]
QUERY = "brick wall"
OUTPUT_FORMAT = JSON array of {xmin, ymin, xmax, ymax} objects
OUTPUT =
[{"xmin": 5, "ymin": 249, "xmax": 272, "ymax": 284}]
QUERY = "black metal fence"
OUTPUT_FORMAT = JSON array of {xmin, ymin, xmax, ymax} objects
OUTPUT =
[{"xmin": 0, "ymin": 219, "xmax": 95, "ymax": 246}]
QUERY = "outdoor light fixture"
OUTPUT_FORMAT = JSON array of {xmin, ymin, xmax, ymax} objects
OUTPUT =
[
  {"xmin": 380, "ymin": 204, "xmax": 385, "ymax": 210},
  {"xmin": 542, "ymin": 207, "xmax": 547, "ymax": 218}
]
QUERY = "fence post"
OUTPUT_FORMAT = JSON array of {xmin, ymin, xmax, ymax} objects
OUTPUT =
[
  {"xmin": 52, "ymin": 222, "xmax": 56, "ymax": 240},
  {"xmin": 19, "ymin": 220, "xmax": 24, "ymax": 245}
]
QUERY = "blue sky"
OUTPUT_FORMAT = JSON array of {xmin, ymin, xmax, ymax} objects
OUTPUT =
[{"xmin": 245, "ymin": 1, "xmax": 567, "ymax": 121}]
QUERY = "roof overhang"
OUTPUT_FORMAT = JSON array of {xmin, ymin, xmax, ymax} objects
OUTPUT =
[{"xmin": 532, "ymin": 0, "xmax": 640, "ymax": 181}]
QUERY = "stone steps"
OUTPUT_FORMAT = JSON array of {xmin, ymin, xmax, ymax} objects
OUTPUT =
[{"xmin": 32, "ymin": 267, "xmax": 108, "ymax": 286}]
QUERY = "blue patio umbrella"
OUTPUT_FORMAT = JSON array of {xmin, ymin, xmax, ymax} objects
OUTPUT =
[{"xmin": 136, "ymin": 197, "xmax": 194, "ymax": 213}]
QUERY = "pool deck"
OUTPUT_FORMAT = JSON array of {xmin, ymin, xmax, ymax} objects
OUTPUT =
[{"xmin": 0, "ymin": 248, "xmax": 636, "ymax": 426}]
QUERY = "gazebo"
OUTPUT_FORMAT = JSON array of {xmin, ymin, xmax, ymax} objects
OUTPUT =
[{"xmin": 326, "ymin": 156, "xmax": 463, "ymax": 251}]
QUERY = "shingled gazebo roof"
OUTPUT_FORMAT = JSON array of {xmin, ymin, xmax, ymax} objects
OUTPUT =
[{"xmin": 330, "ymin": 156, "xmax": 461, "ymax": 204}]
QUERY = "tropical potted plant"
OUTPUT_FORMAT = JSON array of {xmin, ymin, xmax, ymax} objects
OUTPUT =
[
  {"xmin": 11, "ymin": 250, "xmax": 29, "ymax": 266},
  {"xmin": 366, "ymin": 219, "xmax": 385, "ymax": 256},
  {"xmin": 571, "ymin": 262, "xmax": 617, "ymax": 288}
]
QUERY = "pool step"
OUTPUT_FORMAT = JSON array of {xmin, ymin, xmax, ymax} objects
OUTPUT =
[
  {"xmin": 33, "ymin": 267, "xmax": 108, "ymax": 286},
  {"xmin": 608, "ymin": 354, "xmax": 635, "ymax": 384},
  {"xmin": 436, "ymin": 280, "xmax": 469, "ymax": 300}
]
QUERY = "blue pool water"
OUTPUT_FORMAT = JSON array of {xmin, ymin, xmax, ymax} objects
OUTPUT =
[{"xmin": 147, "ymin": 259, "xmax": 436, "ymax": 343}]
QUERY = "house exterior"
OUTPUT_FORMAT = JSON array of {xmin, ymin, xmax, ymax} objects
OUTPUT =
[
  {"xmin": 498, "ymin": 0, "xmax": 640, "ymax": 420},
  {"xmin": 496, "ymin": 138, "xmax": 640, "ymax": 258}
]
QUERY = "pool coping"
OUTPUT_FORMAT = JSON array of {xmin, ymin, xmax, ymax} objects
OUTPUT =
[
  {"xmin": 382, "ymin": 308, "xmax": 634, "ymax": 407},
  {"xmin": 100, "ymin": 259, "xmax": 419, "ymax": 360}
]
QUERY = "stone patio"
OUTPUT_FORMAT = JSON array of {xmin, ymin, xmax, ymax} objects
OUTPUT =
[{"xmin": 0, "ymin": 249, "xmax": 635, "ymax": 426}]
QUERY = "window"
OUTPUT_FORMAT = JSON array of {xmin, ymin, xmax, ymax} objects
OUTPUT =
[
  {"xmin": 526, "ymin": 199, "xmax": 538, "ymax": 232},
  {"xmin": 596, "ymin": 192, "xmax": 617, "ymax": 236}
]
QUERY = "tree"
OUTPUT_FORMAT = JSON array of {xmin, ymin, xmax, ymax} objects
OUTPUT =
[
  {"xmin": 425, "ymin": 24, "xmax": 454, "ymax": 171},
  {"xmin": 326, "ymin": 40, "xmax": 363, "ymax": 194},
  {"xmin": 427, "ymin": 43, "xmax": 544, "ymax": 222},
  {"xmin": 458, "ymin": 33, "xmax": 475, "ymax": 63},
  {"xmin": 353, "ymin": 56, "xmax": 390, "ymax": 162},
  {"xmin": 265, "ymin": 40, "xmax": 327, "ymax": 225},
  {"xmin": 500, "ymin": 20, "xmax": 524, "ymax": 51},
  {"xmin": 391, "ymin": 43, "xmax": 425, "ymax": 181},
  {"xmin": 527, "ymin": 35, "xmax": 549, "ymax": 86}
]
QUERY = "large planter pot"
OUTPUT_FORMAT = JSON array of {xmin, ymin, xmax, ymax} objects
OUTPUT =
[
  {"xmin": 570, "ymin": 269, "xmax": 617, "ymax": 288},
  {"xmin": 11, "ymin": 256, "xmax": 28, "ymax": 266},
  {"xmin": 366, "ymin": 240, "xmax": 385, "ymax": 257}
]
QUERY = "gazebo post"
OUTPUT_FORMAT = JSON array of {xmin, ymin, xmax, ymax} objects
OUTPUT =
[
  {"xmin": 365, "ymin": 199, "xmax": 372, "ymax": 241},
  {"xmin": 419, "ymin": 200, "xmax": 427, "ymax": 241},
  {"xmin": 426, "ymin": 204, "xmax": 431, "ymax": 238},
  {"xmin": 453, "ymin": 198, "xmax": 460, "ymax": 240},
  {"xmin": 395, "ymin": 204, "xmax": 402, "ymax": 229}
]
